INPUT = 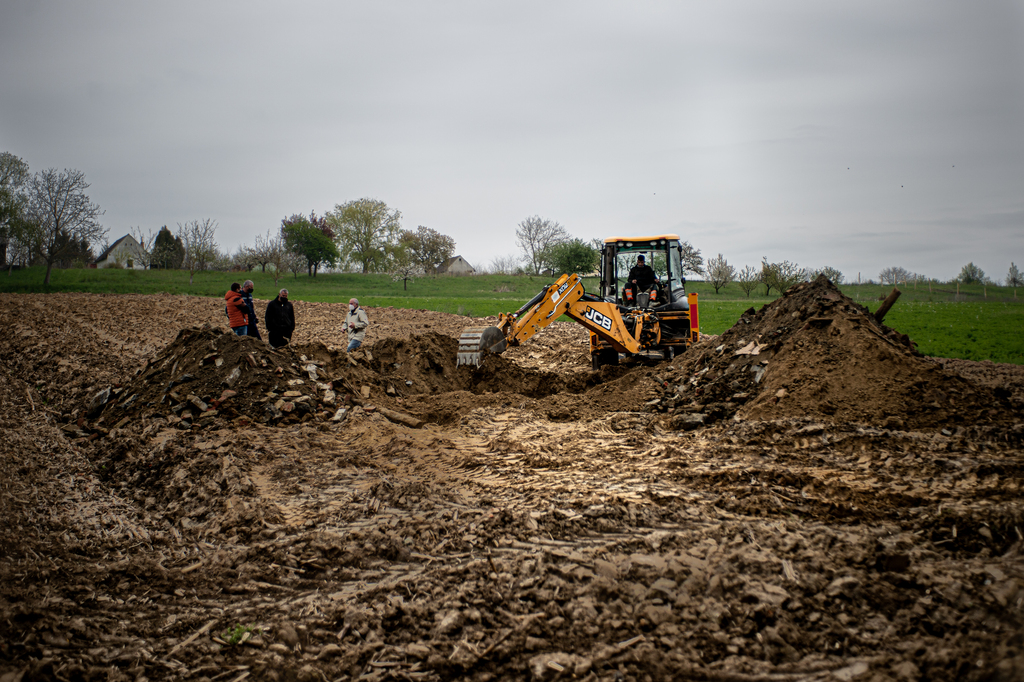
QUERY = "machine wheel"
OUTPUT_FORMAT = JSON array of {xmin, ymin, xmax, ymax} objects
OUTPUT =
[{"xmin": 592, "ymin": 348, "xmax": 620, "ymax": 370}]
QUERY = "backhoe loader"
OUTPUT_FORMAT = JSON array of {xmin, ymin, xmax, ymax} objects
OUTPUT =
[{"xmin": 458, "ymin": 234, "xmax": 700, "ymax": 369}]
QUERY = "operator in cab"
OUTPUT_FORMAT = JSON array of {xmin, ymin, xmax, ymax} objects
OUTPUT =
[{"xmin": 624, "ymin": 254, "xmax": 660, "ymax": 304}]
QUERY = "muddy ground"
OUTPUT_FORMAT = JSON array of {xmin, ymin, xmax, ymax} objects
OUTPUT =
[{"xmin": 1, "ymin": 281, "xmax": 1023, "ymax": 682}]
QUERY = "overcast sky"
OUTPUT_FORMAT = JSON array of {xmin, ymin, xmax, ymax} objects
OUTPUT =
[{"xmin": 2, "ymin": 1, "xmax": 1022, "ymax": 282}]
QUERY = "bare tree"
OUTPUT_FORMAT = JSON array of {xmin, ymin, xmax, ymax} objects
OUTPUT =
[
  {"xmin": 705, "ymin": 253, "xmax": 735, "ymax": 294},
  {"xmin": 736, "ymin": 264, "xmax": 760, "ymax": 297},
  {"xmin": 760, "ymin": 257, "xmax": 804, "ymax": 296},
  {"xmin": 813, "ymin": 266, "xmax": 844, "ymax": 284},
  {"xmin": 489, "ymin": 254, "xmax": 521, "ymax": 275},
  {"xmin": 26, "ymin": 168, "xmax": 106, "ymax": 285},
  {"xmin": 879, "ymin": 266, "xmax": 912, "ymax": 286},
  {"xmin": 1007, "ymin": 262, "xmax": 1022, "ymax": 297},
  {"xmin": 956, "ymin": 262, "xmax": 985, "ymax": 285},
  {"xmin": 285, "ymin": 249, "xmax": 305, "ymax": 279},
  {"xmin": 262, "ymin": 230, "xmax": 291, "ymax": 287},
  {"xmin": 231, "ymin": 245, "xmax": 257, "ymax": 272},
  {"xmin": 678, "ymin": 240, "xmax": 705, "ymax": 276},
  {"xmin": 209, "ymin": 248, "xmax": 234, "ymax": 272},
  {"xmin": 251, "ymin": 231, "xmax": 275, "ymax": 272},
  {"xmin": 390, "ymin": 263, "xmax": 425, "ymax": 291},
  {"xmin": 516, "ymin": 216, "xmax": 570, "ymax": 275},
  {"xmin": 176, "ymin": 219, "xmax": 218, "ymax": 285}
]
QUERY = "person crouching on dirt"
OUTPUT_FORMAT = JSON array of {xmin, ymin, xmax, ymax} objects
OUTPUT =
[
  {"xmin": 346, "ymin": 298, "xmax": 369, "ymax": 352},
  {"xmin": 265, "ymin": 289, "xmax": 295, "ymax": 348},
  {"xmin": 241, "ymin": 279, "xmax": 262, "ymax": 340},
  {"xmin": 225, "ymin": 283, "xmax": 249, "ymax": 336}
]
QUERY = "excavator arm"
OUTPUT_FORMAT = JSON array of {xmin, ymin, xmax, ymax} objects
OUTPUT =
[{"xmin": 457, "ymin": 273, "xmax": 657, "ymax": 366}]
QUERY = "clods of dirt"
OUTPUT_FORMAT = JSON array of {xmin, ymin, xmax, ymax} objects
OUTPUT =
[
  {"xmin": 79, "ymin": 325, "xmax": 622, "ymax": 437},
  {"xmin": 652, "ymin": 276, "xmax": 1018, "ymax": 432},
  {"xmin": 2, "ymin": 291, "xmax": 1023, "ymax": 682}
]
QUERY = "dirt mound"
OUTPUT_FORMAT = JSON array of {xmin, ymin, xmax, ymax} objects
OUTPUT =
[
  {"xmin": 77, "ymin": 324, "xmax": 343, "ymax": 431},
  {"xmin": 79, "ymin": 327, "xmax": 608, "ymax": 433},
  {"xmin": 652, "ymin": 276, "xmax": 1015, "ymax": 430}
]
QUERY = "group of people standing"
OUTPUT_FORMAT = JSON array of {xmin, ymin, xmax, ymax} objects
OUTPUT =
[
  {"xmin": 225, "ymin": 281, "xmax": 295, "ymax": 347},
  {"xmin": 224, "ymin": 282, "xmax": 367, "ymax": 352}
]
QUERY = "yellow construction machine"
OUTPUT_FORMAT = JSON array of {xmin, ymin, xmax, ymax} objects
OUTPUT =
[{"xmin": 458, "ymin": 234, "xmax": 700, "ymax": 369}]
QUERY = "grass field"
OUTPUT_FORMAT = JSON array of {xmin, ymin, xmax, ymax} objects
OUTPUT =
[{"xmin": 3, "ymin": 266, "xmax": 1022, "ymax": 363}]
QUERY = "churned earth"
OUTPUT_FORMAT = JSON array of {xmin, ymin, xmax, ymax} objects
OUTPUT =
[{"xmin": 1, "ymin": 280, "xmax": 1023, "ymax": 682}]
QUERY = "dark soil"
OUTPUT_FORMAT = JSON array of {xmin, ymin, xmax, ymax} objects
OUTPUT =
[{"xmin": 1, "ymin": 288, "xmax": 1022, "ymax": 682}]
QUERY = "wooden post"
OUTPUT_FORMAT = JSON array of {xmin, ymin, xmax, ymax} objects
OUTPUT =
[{"xmin": 874, "ymin": 287, "xmax": 901, "ymax": 324}]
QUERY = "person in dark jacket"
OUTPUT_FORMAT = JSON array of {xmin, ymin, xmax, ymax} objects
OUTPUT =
[
  {"xmin": 623, "ymin": 254, "xmax": 663, "ymax": 305},
  {"xmin": 225, "ymin": 283, "xmax": 249, "ymax": 336},
  {"xmin": 628, "ymin": 254, "xmax": 657, "ymax": 291},
  {"xmin": 241, "ymin": 280, "xmax": 262, "ymax": 340},
  {"xmin": 265, "ymin": 288, "xmax": 295, "ymax": 348}
]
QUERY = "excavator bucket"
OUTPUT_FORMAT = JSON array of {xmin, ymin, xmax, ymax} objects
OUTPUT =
[{"xmin": 457, "ymin": 326, "xmax": 508, "ymax": 367}]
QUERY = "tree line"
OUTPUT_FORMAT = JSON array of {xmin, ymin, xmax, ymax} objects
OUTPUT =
[
  {"xmin": 497, "ymin": 215, "xmax": 704, "ymax": 278},
  {"xmin": 1, "ymin": 154, "xmax": 106, "ymax": 284},
  {"xmin": 703, "ymin": 257, "xmax": 1024, "ymax": 297},
  {"xmin": 0, "ymin": 152, "xmax": 461, "ymax": 288},
  {"xmin": 3, "ymin": 151, "xmax": 1020, "ymax": 295}
]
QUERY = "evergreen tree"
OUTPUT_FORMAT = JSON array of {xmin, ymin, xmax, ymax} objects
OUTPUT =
[{"xmin": 152, "ymin": 225, "xmax": 184, "ymax": 269}]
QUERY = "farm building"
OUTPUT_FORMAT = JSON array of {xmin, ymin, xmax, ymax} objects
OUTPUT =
[
  {"xmin": 94, "ymin": 234, "xmax": 146, "ymax": 269},
  {"xmin": 438, "ymin": 255, "xmax": 476, "ymax": 275}
]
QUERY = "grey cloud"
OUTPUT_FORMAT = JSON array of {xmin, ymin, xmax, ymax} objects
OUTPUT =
[{"xmin": 1, "ymin": 0, "xmax": 1021, "ymax": 280}]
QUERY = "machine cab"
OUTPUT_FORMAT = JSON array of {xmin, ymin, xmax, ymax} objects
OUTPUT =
[{"xmin": 600, "ymin": 234, "xmax": 690, "ymax": 310}]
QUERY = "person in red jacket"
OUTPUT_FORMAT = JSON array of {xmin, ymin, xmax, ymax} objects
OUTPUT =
[{"xmin": 225, "ymin": 283, "xmax": 249, "ymax": 336}]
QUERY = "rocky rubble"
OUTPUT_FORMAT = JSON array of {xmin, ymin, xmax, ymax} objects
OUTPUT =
[
  {"xmin": 74, "ymin": 325, "xmax": 604, "ymax": 440},
  {"xmin": 648, "ymin": 276, "xmax": 1017, "ymax": 433}
]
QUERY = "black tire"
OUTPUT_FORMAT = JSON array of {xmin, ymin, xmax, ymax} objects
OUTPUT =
[{"xmin": 592, "ymin": 348, "xmax": 620, "ymax": 370}]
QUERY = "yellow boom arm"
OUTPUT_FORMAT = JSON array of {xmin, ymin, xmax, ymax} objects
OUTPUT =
[{"xmin": 457, "ymin": 273, "xmax": 660, "ymax": 366}]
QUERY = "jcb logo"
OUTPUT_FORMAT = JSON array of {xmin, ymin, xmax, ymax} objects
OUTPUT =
[
  {"xmin": 585, "ymin": 307, "xmax": 613, "ymax": 331},
  {"xmin": 551, "ymin": 280, "xmax": 571, "ymax": 304}
]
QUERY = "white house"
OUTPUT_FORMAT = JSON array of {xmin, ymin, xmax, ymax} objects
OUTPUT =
[
  {"xmin": 94, "ymin": 234, "xmax": 146, "ymax": 269},
  {"xmin": 438, "ymin": 255, "xmax": 476, "ymax": 275}
]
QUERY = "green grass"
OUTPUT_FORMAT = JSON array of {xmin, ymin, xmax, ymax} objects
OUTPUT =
[
  {"xmin": 3, "ymin": 266, "xmax": 1022, "ymax": 363},
  {"xmin": 878, "ymin": 301, "xmax": 1023, "ymax": 364},
  {"xmin": 220, "ymin": 624, "xmax": 261, "ymax": 646}
]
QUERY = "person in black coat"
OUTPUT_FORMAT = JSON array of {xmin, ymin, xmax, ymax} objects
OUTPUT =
[
  {"xmin": 241, "ymin": 280, "xmax": 262, "ymax": 340},
  {"xmin": 265, "ymin": 288, "xmax": 295, "ymax": 348},
  {"xmin": 624, "ymin": 254, "xmax": 660, "ymax": 304}
]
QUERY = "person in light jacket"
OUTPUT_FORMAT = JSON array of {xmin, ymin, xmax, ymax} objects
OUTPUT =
[{"xmin": 345, "ymin": 298, "xmax": 369, "ymax": 352}]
